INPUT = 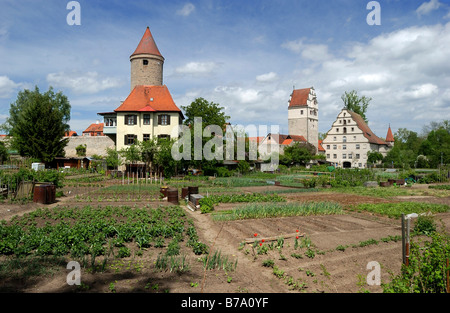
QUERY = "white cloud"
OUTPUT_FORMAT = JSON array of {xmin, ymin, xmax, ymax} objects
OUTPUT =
[
  {"xmin": 281, "ymin": 22, "xmax": 450, "ymax": 135},
  {"xmin": 214, "ymin": 86, "xmax": 261, "ymax": 104},
  {"xmin": 416, "ymin": 0, "xmax": 442, "ymax": 17},
  {"xmin": 0, "ymin": 76, "xmax": 21, "ymax": 98},
  {"xmin": 281, "ymin": 39, "xmax": 332, "ymax": 61},
  {"xmin": 174, "ymin": 62, "xmax": 219, "ymax": 76},
  {"xmin": 176, "ymin": 3, "xmax": 195, "ymax": 16},
  {"xmin": 46, "ymin": 72, "xmax": 123, "ymax": 94},
  {"xmin": 401, "ymin": 83, "xmax": 439, "ymax": 99},
  {"xmin": 256, "ymin": 72, "xmax": 278, "ymax": 83}
]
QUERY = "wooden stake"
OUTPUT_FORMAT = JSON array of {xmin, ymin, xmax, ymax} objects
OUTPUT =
[{"xmin": 244, "ymin": 232, "xmax": 305, "ymax": 244}]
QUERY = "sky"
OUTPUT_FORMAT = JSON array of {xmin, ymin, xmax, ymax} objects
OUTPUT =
[{"xmin": 1, "ymin": 0, "xmax": 450, "ymax": 139}]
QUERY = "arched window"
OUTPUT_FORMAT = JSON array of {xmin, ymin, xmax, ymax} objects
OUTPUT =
[{"xmin": 343, "ymin": 136, "xmax": 347, "ymax": 143}]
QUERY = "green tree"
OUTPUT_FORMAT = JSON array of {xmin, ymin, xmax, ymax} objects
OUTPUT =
[
  {"xmin": 1, "ymin": 86, "xmax": 71, "ymax": 162},
  {"xmin": 367, "ymin": 151, "xmax": 383, "ymax": 165},
  {"xmin": 119, "ymin": 142, "xmax": 141, "ymax": 168},
  {"xmin": 341, "ymin": 90, "xmax": 371, "ymax": 123},
  {"xmin": 154, "ymin": 139, "xmax": 179, "ymax": 178},
  {"xmin": 105, "ymin": 148, "xmax": 122, "ymax": 170},
  {"xmin": 181, "ymin": 97, "xmax": 230, "ymax": 172},
  {"xmin": 182, "ymin": 97, "xmax": 230, "ymax": 128},
  {"xmin": 281, "ymin": 142, "xmax": 315, "ymax": 166},
  {"xmin": 0, "ymin": 141, "xmax": 9, "ymax": 163},
  {"xmin": 140, "ymin": 138, "xmax": 158, "ymax": 174},
  {"xmin": 419, "ymin": 127, "xmax": 450, "ymax": 167}
]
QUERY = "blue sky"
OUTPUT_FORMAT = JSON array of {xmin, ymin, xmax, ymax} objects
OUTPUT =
[{"xmin": 1, "ymin": 0, "xmax": 450, "ymax": 139}]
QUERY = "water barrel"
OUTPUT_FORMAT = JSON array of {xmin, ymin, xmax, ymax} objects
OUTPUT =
[
  {"xmin": 46, "ymin": 184, "xmax": 56, "ymax": 204},
  {"xmin": 160, "ymin": 187, "xmax": 168, "ymax": 198},
  {"xmin": 33, "ymin": 184, "xmax": 48, "ymax": 204},
  {"xmin": 188, "ymin": 186, "xmax": 198, "ymax": 196},
  {"xmin": 181, "ymin": 187, "xmax": 189, "ymax": 199},
  {"xmin": 167, "ymin": 188, "xmax": 179, "ymax": 204}
]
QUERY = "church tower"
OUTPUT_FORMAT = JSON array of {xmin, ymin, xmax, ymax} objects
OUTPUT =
[
  {"xmin": 130, "ymin": 27, "xmax": 164, "ymax": 91},
  {"xmin": 288, "ymin": 87, "xmax": 319, "ymax": 152}
]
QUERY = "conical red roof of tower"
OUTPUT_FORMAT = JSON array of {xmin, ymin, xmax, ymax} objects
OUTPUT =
[
  {"xmin": 131, "ymin": 27, "xmax": 163, "ymax": 58},
  {"xmin": 386, "ymin": 126, "xmax": 395, "ymax": 142}
]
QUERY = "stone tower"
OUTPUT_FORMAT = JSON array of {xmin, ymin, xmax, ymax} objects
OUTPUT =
[
  {"xmin": 130, "ymin": 27, "xmax": 164, "ymax": 91},
  {"xmin": 288, "ymin": 87, "xmax": 319, "ymax": 152}
]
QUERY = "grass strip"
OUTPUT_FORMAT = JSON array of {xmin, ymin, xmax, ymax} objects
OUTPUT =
[
  {"xmin": 354, "ymin": 202, "xmax": 450, "ymax": 218},
  {"xmin": 212, "ymin": 202, "xmax": 343, "ymax": 221}
]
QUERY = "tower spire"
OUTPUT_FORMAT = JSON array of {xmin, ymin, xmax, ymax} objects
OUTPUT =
[
  {"xmin": 386, "ymin": 125, "xmax": 394, "ymax": 143},
  {"xmin": 131, "ymin": 26, "xmax": 163, "ymax": 58},
  {"xmin": 130, "ymin": 27, "xmax": 165, "ymax": 90}
]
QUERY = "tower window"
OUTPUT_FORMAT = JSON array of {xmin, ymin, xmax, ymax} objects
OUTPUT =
[{"xmin": 143, "ymin": 60, "xmax": 149, "ymax": 65}]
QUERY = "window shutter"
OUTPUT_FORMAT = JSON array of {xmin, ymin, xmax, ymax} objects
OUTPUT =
[
  {"xmin": 134, "ymin": 115, "xmax": 137, "ymax": 125},
  {"xmin": 124, "ymin": 135, "xmax": 127, "ymax": 145},
  {"xmin": 124, "ymin": 116, "xmax": 128, "ymax": 125},
  {"xmin": 158, "ymin": 115, "xmax": 162, "ymax": 125},
  {"xmin": 167, "ymin": 115, "xmax": 170, "ymax": 125}
]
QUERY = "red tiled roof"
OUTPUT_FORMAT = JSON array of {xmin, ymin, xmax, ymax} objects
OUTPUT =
[
  {"xmin": 289, "ymin": 88, "xmax": 311, "ymax": 108},
  {"xmin": 247, "ymin": 137, "xmax": 264, "ymax": 144},
  {"xmin": 267, "ymin": 134, "xmax": 307, "ymax": 145},
  {"xmin": 83, "ymin": 123, "xmax": 104, "ymax": 134},
  {"xmin": 64, "ymin": 131, "xmax": 78, "ymax": 137},
  {"xmin": 347, "ymin": 111, "xmax": 387, "ymax": 145},
  {"xmin": 289, "ymin": 135, "xmax": 307, "ymax": 142},
  {"xmin": 131, "ymin": 27, "xmax": 163, "ymax": 58},
  {"xmin": 114, "ymin": 85, "xmax": 182, "ymax": 113},
  {"xmin": 385, "ymin": 126, "xmax": 395, "ymax": 142},
  {"xmin": 318, "ymin": 140, "xmax": 325, "ymax": 152}
]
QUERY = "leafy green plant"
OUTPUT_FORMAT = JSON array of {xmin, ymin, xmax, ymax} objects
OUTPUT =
[
  {"xmin": 199, "ymin": 197, "xmax": 215, "ymax": 214},
  {"xmin": 262, "ymin": 259, "xmax": 274, "ymax": 267},
  {"xmin": 273, "ymin": 265, "xmax": 285, "ymax": 279},
  {"xmin": 117, "ymin": 246, "xmax": 130, "ymax": 258},
  {"xmin": 305, "ymin": 249, "xmax": 315, "ymax": 259},
  {"xmin": 413, "ymin": 215, "xmax": 436, "ymax": 235},
  {"xmin": 383, "ymin": 230, "xmax": 450, "ymax": 293}
]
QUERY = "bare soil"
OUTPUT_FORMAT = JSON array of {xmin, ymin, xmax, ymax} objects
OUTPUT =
[{"xmin": 0, "ymin": 184, "xmax": 449, "ymax": 294}]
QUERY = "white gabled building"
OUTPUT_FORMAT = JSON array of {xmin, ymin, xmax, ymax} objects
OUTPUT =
[{"xmin": 322, "ymin": 109, "xmax": 394, "ymax": 169}]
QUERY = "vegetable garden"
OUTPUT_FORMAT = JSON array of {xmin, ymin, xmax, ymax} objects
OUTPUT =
[{"xmin": 0, "ymin": 166, "xmax": 449, "ymax": 293}]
